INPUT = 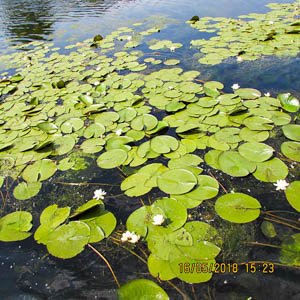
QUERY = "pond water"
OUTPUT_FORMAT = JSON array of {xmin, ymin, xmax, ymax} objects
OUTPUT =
[{"xmin": 0, "ymin": 0, "xmax": 299, "ymax": 299}]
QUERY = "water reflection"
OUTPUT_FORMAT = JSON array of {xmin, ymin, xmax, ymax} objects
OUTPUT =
[{"xmin": 0, "ymin": 0, "xmax": 55, "ymax": 44}]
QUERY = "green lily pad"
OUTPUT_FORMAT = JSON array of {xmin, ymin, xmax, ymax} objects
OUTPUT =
[
  {"xmin": 238, "ymin": 142, "xmax": 274, "ymax": 162},
  {"xmin": 118, "ymin": 279, "xmax": 169, "ymax": 300},
  {"xmin": 157, "ymin": 168, "xmax": 197, "ymax": 195},
  {"xmin": 150, "ymin": 135, "xmax": 179, "ymax": 154},
  {"xmin": 261, "ymin": 221, "xmax": 277, "ymax": 238},
  {"xmin": 13, "ymin": 181, "xmax": 42, "ymax": 200},
  {"xmin": 215, "ymin": 193, "xmax": 261, "ymax": 223},
  {"xmin": 46, "ymin": 221, "xmax": 90, "ymax": 259},
  {"xmin": 281, "ymin": 141, "xmax": 300, "ymax": 162},
  {"xmin": 97, "ymin": 149, "xmax": 128, "ymax": 169},
  {"xmin": 218, "ymin": 151, "xmax": 256, "ymax": 177},
  {"xmin": 253, "ymin": 158, "xmax": 288, "ymax": 182},
  {"xmin": 285, "ymin": 181, "xmax": 300, "ymax": 212},
  {"xmin": 164, "ymin": 59, "xmax": 180, "ymax": 66},
  {"xmin": 52, "ymin": 135, "xmax": 76, "ymax": 156},
  {"xmin": 22, "ymin": 159, "xmax": 57, "ymax": 182},
  {"xmin": 61, "ymin": 118, "xmax": 84, "ymax": 133},
  {"xmin": 80, "ymin": 138, "xmax": 105, "ymax": 154},
  {"xmin": 278, "ymin": 93, "xmax": 299, "ymax": 113},
  {"xmin": 0, "ymin": 211, "xmax": 32, "ymax": 242},
  {"xmin": 282, "ymin": 124, "xmax": 300, "ymax": 141},
  {"xmin": 172, "ymin": 175, "xmax": 219, "ymax": 208},
  {"xmin": 280, "ymin": 233, "xmax": 300, "ymax": 266}
]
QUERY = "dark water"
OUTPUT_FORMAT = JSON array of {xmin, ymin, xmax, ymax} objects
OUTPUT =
[{"xmin": 0, "ymin": 0, "xmax": 300, "ymax": 299}]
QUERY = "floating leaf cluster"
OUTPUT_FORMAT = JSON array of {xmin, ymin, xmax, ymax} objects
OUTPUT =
[
  {"xmin": 188, "ymin": 1, "xmax": 300, "ymax": 64},
  {"xmin": 0, "ymin": 2, "xmax": 299, "ymax": 297}
]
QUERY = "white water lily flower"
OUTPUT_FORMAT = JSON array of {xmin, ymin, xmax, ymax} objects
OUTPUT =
[
  {"xmin": 152, "ymin": 214, "xmax": 165, "ymax": 225},
  {"xmin": 236, "ymin": 56, "xmax": 243, "ymax": 62},
  {"xmin": 93, "ymin": 188, "xmax": 107, "ymax": 200},
  {"xmin": 128, "ymin": 233, "xmax": 140, "ymax": 244},
  {"xmin": 264, "ymin": 92, "xmax": 271, "ymax": 97},
  {"xmin": 127, "ymin": 35, "xmax": 132, "ymax": 41},
  {"xmin": 269, "ymin": 21, "xmax": 274, "ymax": 25},
  {"xmin": 231, "ymin": 83, "xmax": 240, "ymax": 90},
  {"xmin": 170, "ymin": 46, "xmax": 176, "ymax": 52},
  {"xmin": 273, "ymin": 179, "xmax": 289, "ymax": 191},
  {"xmin": 93, "ymin": 81, "xmax": 100, "ymax": 86},
  {"xmin": 121, "ymin": 231, "xmax": 140, "ymax": 243},
  {"xmin": 115, "ymin": 129, "xmax": 122, "ymax": 136},
  {"xmin": 121, "ymin": 231, "xmax": 132, "ymax": 242},
  {"xmin": 96, "ymin": 67, "xmax": 100, "ymax": 71}
]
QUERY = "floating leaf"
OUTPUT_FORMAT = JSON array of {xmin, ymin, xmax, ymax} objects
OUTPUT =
[
  {"xmin": 253, "ymin": 158, "xmax": 288, "ymax": 182},
  {"xmin": 280, "ymin": 233, "xmax": 300, "ymax": 266},
  {"xmin": 97, "ymin": 149, "xmax": 128, "ymax": 169},
  {"xmin": 215, "ymin": 193, "xmax": 261, "ymax": 223},
  {"xmin": 218, "ymin": 151, "xmax": 256, "ymax": 177},
  {"xmin": 150, "ymin": 135, "xmax": 179, "ymax": 154},
  {"xmin": 157, "ymin": 169, "xmax": 197, "ymax": 195},
  {"xmin": 13, "ymin": 182, "xmax": 42, "ymax": 200},
  {"xmin": 118, "ymin": 279, "xmax": 169, "ymax": 300},
  {"xmin": 45, "ymin": 221, "xmax": 90, "ymax": 259},
  {"xmin": 0, "ymin": 211, "xmax": 32, "ymax": 242},
  {"xmin": 282, "ymin": 124, "xmax": 300, "ymax": 142},
  {"xmin": 261, "ymin": 221, "xmax": 277, "ymax": 238},
  {"xmin": 22, "ymin": 159, "xmax": 57, "ymax": 182},
  {"xmin": 285, "ymin": 181, "xmax": 300, "ymax": 212},
  {"xmin": 281, "ymin": 141, "xmax": 300, "ymax": 162},
  {"xmin": 238, "ymin": 142, "xmax": 274, "ymax": 162}
]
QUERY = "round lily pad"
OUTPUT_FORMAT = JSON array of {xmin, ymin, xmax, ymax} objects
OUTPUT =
[
  {"xmin": 150, "ymin": 135, "xmax": 179, "ymax": 154},
  {"xmin": 157, "ymin": 169, "xmax": 197, "ymax": 195},
  {"xmin": 118, "ymin": 279, "xmax": 169, "ymax": 300},
  {"xmin": 238, "ymin": 142, "xmax": 274, "ymax": 162},
  {"xmin": 46, "ymin": 221, "xmax": 90, "ymax": 259},
  {"xmin": 253, "ymin": 158, "xmax": 288, "ymax": 182},
  {"xmin": 97, "ymin": 149, "xmax": 128, "ymax": 169},
  {"xmin": 215, "ymin": 193, "xmax": 261, "ymax": 223},
  {"xmin": 0, "ymin": 211, "xmax": 32, "ymax": 242},
  {"xmin": 282, "ymin": 124, "xmax": 300, "ymax": 142},
  {"xmin": 281, "ymin": 141, "xmax": 300, "ymax": 162},
  {"xmin": 219, "ymin": 151, "xmax": 256, "ymax": 177},
  {"xmin": 285, "ymin": 181, "xmax": 300, "ymax": 212},
  {"xmin": 13, "ymin": 182, "xmax": 42, "ymax": 200}
]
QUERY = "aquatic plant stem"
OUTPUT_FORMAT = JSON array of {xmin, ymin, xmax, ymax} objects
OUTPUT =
[
  {"xmin": 111, "ymin": 240, "xmax": 147, "ymax": 264},
  {"xmin": 245, "ymin": 241, "xmax": 281, "ymax": 249},
  {"xmin": 207, "ymin": 171, "xmax": 228, "ymax": 193},
  {"xmin": 53, "ymin": 181, "xmax": 120, "ymax": 186},
  {"xmin": 165, "ymin": 280, "xmax": 189, "ymax": 300},
  {"xmin": 264, "ymin": 217, "xmax": 300, "ymax": 231},
  {"xmin": 111, "ymin": 240, "xmax": 189, "ymax": 299},
  {"xmin": 263, "ymin": 211, "xmax": 300, "ymax": 224},
  {"xmin": 87, "ymin": 243, "xmax": 120, "ymax": 288}
]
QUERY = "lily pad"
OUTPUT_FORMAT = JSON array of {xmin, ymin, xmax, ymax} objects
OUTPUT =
[
  {"xmin": 215, "ymin": 193, "xmax": 261, "ymax": 223},
  {"xmin": 282, "ymin": 124, "xmax": 300, "ymax": 141},
  {"xmin": 118, "ymin": 279, "xmax": 169, "ymax": 300},
  {"xmin": 253, "ymin": 158, "xmax": 288, "ymax": 182},
  {"xmin": 238, "ymin": 142, "xmax": 274, "ymax": 162},
  {"xmin": 150, "ymin": 135, "xmax": 179, "ymax": 154},
  {"xmin": 0, "ymin": 211, "xmax": 32, "ymax": 242},
  {"xmin": 13, "ymin": 182, "xmax": 42, "ymax": 200},
  {"xmin": 157, "ymin": 169, "xmax": 197, "ymax": 195},
  {"xmin": 46, "ymin": 221, "xmax": 90, "ymax": 259},
  {"xmin": 285, "ymin": 181, "xmax": 300, "ymax": 212},
  {"xmin": 281, "ymin": 142, "xmax": 300, "ymax": 162},
  {"xmin": 97, "ymin": 149, "xmax": 128, "ymax": 169}
]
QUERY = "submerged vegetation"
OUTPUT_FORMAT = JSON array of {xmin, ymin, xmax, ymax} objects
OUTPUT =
[{"xmin": 0, "ymin": 0, "xmax": 299, "ymax": 298}]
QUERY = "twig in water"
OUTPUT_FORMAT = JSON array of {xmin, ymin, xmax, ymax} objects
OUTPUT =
[
  {"xmin": 88, "ymin": 243, "xmax": 120, "ymax": 288},
  {"xmin": 208, "ymin": 171, "xmax": 228, "ymax": 193}
]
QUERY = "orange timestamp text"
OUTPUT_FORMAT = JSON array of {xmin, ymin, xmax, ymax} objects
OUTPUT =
[{"xmin": 178, "ymin": 262, "xmax": 275, "ymax": 274}]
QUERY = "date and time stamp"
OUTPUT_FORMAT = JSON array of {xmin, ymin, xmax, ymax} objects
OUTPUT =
[{"xmin": 178, "ymin": 262, "xmax": 275, "ymax": 274}]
